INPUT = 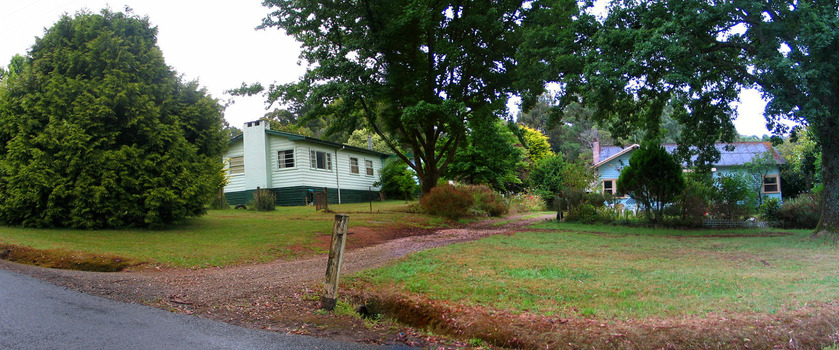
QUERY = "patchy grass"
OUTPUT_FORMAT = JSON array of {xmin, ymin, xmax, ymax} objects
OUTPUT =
[
  {"xmin": 347, "ymin": 222, "xmax": 839, "ymax": 348},
  {"xmin": 0, "ymin": 243, "xmax": 142, "ymax": 271},
  {"xmin": 0, "ymin": 200, "xmax": 431, "ymax": 269}
]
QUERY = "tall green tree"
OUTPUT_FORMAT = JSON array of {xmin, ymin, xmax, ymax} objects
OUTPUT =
[
  {"xmin": 0, "ymin": 10, "xmax": 226, "ymax": 228},
  {"xmin": 443, "ymin": 118, "xmax": 525, "ymax": 192},
  {"xmin": 561, "ymin": 0, "xmax": 839, "ymax": 234},
  {"xmin": 616, "ymin": 142, "xmax": 685, "ymax": 223},
  {"xmin": 250, "ymin": 0, "xmax": 581, "ymax": 194}
]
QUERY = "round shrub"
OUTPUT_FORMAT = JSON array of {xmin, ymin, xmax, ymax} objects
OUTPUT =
[
  {"xmin": 459, "ymin": 184, "xmax": 509, "ymax": 217},
  {"xmin": 420, "ymin": 185, "xmax": 474, "ymax": 220}
]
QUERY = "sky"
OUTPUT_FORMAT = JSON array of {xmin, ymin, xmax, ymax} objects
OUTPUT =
[{"xmin": 0, "ymin": 0, "xmax": 774, "ymax": 137}]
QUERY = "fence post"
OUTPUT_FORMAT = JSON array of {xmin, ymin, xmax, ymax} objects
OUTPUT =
[{"xmin": 321, "ymin": 214, "xmax": 349, "ymax": 310}]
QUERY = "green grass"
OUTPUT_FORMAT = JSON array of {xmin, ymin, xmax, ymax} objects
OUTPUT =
[
  {"xmin": 350, "ymin": 222, "xmax": 836, "ymax": 319},
  {"xmin": 0, "ymin": 201, "xmax": 430, "ymax": 268}
]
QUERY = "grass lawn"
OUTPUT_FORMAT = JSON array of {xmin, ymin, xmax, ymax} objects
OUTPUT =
[
  {"xmin": 0, "ymin": 200, "xmax": 433, "ymax": 268},
  {"xmin": 349, "ymin": 222, "xmax": 837, "ymax": 319}
]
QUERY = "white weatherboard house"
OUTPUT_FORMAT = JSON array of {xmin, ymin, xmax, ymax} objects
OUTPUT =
[
  {"xmin": 223, "ymin": 121, "xmax": 390, "ymax": 206},
  {"xmin": 592, "ymin": 142, "xmax": 785, "ymax": 208}
]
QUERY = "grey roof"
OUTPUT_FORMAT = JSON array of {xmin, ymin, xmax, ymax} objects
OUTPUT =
[{"xmin": 596, "ymin": 142, "xmax": 784, "ymax": 168}]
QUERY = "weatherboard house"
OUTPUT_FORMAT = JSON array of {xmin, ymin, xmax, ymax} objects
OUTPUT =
[
  {"xmin": 592, "ymin": 142, "xmax": 784, "ymax": 208},
  {"xmin": 223, "ymin": 120, "xmax": 389, "ymax": 206}
]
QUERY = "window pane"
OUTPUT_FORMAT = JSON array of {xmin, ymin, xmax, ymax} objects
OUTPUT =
[
  {"xmin": 278, "ymin": 150, "xmax": 294, "ymax": 169},
  {"xmin": 229, "ymin": 156, "xmax": 244, "ymax": 174},
  {"xmin": 350, "ymin": 158, "xmax": 359, "ymax": 174},
  {"xmin": 365, "ymin": 160, "xmax": 374, "ymax": 176}
]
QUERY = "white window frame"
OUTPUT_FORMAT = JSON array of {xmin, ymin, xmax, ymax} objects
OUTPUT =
[
  {"xmin": 310, "ymin": 150, "xmax": 332, "ymax": 171},
  {"xmin": 229, "ymin": 156, "xmax": 244, "ymax": 175},
  {"xmin": 349, "ymin": 157, "xmax": 359, "ymax": 174},
  {"xmin": 278, "ymin": 149, "xmax": 294, "ymax": 169},
  {"xmin": 365, "ymin": 160, "xmax": 374, "ymax": 176}
]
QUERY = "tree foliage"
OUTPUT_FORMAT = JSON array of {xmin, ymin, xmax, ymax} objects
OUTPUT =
[
  {"xmin": 378, "ymin": 160, "xmax": 419, "ymax": 201},
  {"xmin": 443, "ymin": 118, "xmax": 525, "ymax": 192},
  {"xmin": 252, "ymin": 0, "xmax": 581, "ymax": 194},
  {"xmin": 0, "ymin": 10, "xmax": 226, "ymax": 228},
  {"xmin": 616, "ymin": 142, "xmax": 685, "ymax": 223},
  {"xmin": 565, "ymin": 0, "xmax": 839, "ymax": 233}
]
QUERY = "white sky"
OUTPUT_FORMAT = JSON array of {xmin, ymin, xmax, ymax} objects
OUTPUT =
[{"xmin": 0, "ymin": 0, "xmax": 774, "ymax": 136}]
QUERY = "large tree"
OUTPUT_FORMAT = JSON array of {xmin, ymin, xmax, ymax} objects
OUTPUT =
[
  {"xmin": 557, "ymin": 0, "xmax": 839, "ymax": 234},
  {"xmin": 250, "ymin": 0, "xmax": 581, "ymax": 194},
  {"xmin": 0, "ymin": 10, "xmax": 227, "ymax": 228}
]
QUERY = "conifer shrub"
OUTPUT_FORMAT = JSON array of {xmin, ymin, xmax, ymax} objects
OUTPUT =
[{"xmin": 420, "ymin": 184, "xmax": 474, "ymax": 219}]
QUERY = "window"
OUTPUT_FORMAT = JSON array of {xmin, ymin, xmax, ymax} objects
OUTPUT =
[
  {"xmin": 310, "ymin": 150, "xmax": 332, "ymax": 170},
  {"xmin": 602, "ymin": 179, "xmax": 616, "ymax": 195},
  {"xmin": 763, "ymin": 175, "xmax": 780, "ymax": 193},
  {"xmin": 350, "ymin": 157, "xmax": 359, "ymax": 174},
  {"xmin": 365, "ymin": 160, "xmax": 374, "ymax": 176},
  {"xmin": 229, "ymin": 156, "xmax": 244, "ymax": 174},
  {"xmin": 278, "ymin": 150, "xmax": 294, "ymax": 169}
]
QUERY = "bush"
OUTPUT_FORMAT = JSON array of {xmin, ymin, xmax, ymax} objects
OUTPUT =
[
  {"xmin": 420, "ymin": 185, "xmax": 474, "ymax": 219},
  {"xmin": 759, "ymin": 197, "xmax": 782, "ymax": 221},
  {"xmin": 249, "ymin": 188, "xmax": 276, "ymax": 211},
  {"xmin": 459, "ymin": 185, "xmax": 509, "ymax": 217},
  {"xmin": 379, "ymin": 160, "xmax": 419, "ymax": 201},
  {"xmin": 777, "ymin": 192, "xmax": 820, "ymax": 229}
]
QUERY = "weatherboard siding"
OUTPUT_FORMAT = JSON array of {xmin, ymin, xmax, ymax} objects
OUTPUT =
[{"xmin": 224, "ymin": 141, "xmax": 246, "ymax": 193}]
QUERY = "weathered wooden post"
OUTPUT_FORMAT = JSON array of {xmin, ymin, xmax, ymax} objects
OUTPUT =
[{"xmin": 321, "ymin": 214, "xmax": 349, "ymax": 310}]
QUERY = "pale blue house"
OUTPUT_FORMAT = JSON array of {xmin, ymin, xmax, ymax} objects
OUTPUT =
[
  {"xmin": 223, "ymin": 121, "xmax": 389, "ymax": 206},
  {"xmin": 592, "ymin": 142, "xmax": 784, "ymax": 209}
]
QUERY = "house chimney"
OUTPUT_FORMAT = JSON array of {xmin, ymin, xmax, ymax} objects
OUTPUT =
[
  {"xmin": 593, "ymin": 139, "xmax": 601, "ymax": 164},
  {"xmin": 367, "ymin": 134, "xmax": 373, "ymax": 150}
]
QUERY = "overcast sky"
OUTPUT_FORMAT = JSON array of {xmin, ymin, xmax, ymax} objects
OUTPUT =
[{"xmin": 1, "ymin": 0, "xmax": 774, "ymax": 136}]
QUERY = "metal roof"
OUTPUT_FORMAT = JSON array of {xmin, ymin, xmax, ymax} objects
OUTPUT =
[
  {"xmin": 228, "ymin": 129, "xmax": 392, "ymax": 158},
  {"xmin": 595, "ymin": 142, "xmax": 784, "ymax": 168}
]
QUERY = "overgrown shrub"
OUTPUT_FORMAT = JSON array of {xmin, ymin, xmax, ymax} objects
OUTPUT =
[
  {"xmin": 713, "ymin": 172, "xmax": 756, "ymax": 219},
  {"xmin": 672, "ymin": 175, "xmax": 715, "ymax": 225},
  {"xmin": 420, "ymin": 185, "xmax": 474, "ymax": 219},
  {"xmin": 759, "ymin": 197, "xmax": 782, "ymax": 221},
  {"xmin": 379, "ymin": 160, "xmax": 419, "ymax": 201},
  {"xmin": 249, "ymin": 188, "xmax": 276, "ymax": 211},
  {"xmin": 459, "ymin": 185, "xmax": 509, "ymax": 217},
  {"xmin": 777, "ymin": 192, "xmax": 820, "ymax": 229}
]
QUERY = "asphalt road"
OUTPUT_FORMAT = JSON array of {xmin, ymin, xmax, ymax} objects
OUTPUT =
[{"xmin": 0, "ymin": 267, "xmax": 396, "ymax": 350}]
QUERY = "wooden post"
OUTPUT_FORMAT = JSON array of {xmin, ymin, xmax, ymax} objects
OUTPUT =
[{"xmin": 321, "ymin": 214, "xmax": 349, "ymax": 310}]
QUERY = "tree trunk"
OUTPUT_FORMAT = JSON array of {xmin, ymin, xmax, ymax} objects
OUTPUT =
[
  {"xmin": 815, "ymin": 120, "xmax": 839, "ymax": 236},
  {"xmin": 419, "ymin": 170, "xmax": 439, "ymax": 196}
]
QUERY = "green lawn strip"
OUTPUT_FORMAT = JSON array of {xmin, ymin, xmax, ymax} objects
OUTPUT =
[
  {"xmin": 349, "ymin": 224, "xmax": 839, "ymax": 319},
  {"xmin": 0, "ymin": 200, "xmax": 428, "ymax": 268},
  {"xmin": 534, "ymin": 221, "xmax": 812, "ymax": 237}
]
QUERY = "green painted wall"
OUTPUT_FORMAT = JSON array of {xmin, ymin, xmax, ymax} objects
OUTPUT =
[{"xmin": 225, "ymin": 186, "xmax": 381, "ymax": 207}]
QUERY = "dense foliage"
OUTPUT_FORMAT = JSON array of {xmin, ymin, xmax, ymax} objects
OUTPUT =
[
  {"xmin": 420, "ymin": 184, "xmax": 474, "ymax": 220},
  {"xmin": 379, "ymin": 160, "xmax": 419, "ymax": 201},
  {"xmin": 248, "ymin": 0, "xmax": 583, "ymax": 195},
  {"xmin": 617, "ymin": 143, "xmax": 685, "ymax": 223},
  {"xmin": 443, "ymin": 118, "xmax": 525, "ymax": 192},
  {"xmin": 0, "ymin": 10, "xmax": 226, "ymax": 228}
]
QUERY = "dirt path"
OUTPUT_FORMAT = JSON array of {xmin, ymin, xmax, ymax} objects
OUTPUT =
[{"xmin": 0, "ymin": 213, "xmax": 553, "ymax": 347}]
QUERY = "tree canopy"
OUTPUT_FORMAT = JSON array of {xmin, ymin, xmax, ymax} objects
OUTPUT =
[
  {"xmin": 251, "ymin": 0, "xmax": 582, "ymax": 194},
  {"xmin": 0, "ymin": 10, "xmax": 227, "ymax": 228}
]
